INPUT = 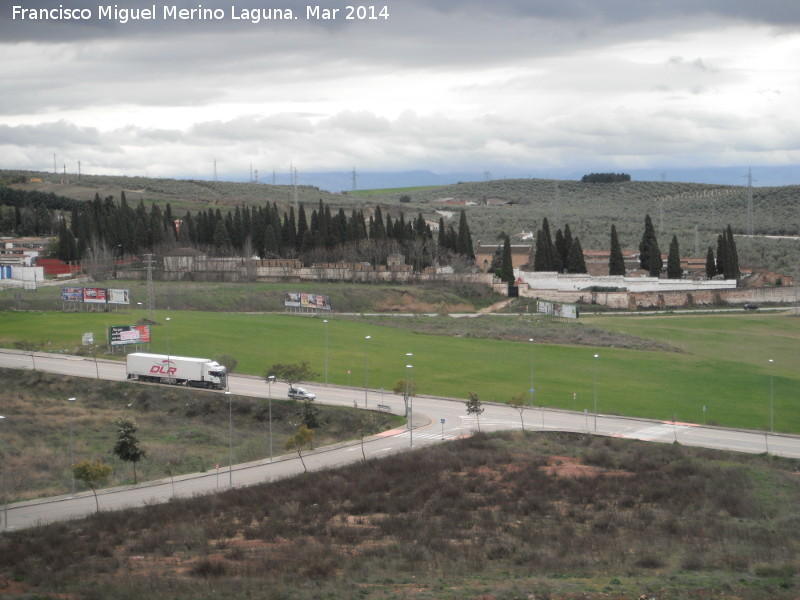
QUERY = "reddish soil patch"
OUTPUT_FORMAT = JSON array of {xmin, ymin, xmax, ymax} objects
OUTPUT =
[{"xmin": 541, "ymin": 456, "xmax": 605, "ymax": 478}]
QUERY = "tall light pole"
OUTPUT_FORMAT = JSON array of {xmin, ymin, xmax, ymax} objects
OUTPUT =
[
  {"xmin": 165, "ymin": 317, "xmax": 171, "ymax": 384},
  {"xmin": 769, "ymin": 359, "xmax": 774, "ymax": 433},
  {"xmin": 0, "ymin": 415, "xmax": 6, "ymax": 529},
  {"xmin": 225, "ymin": 391, "xmax": 233, "ymax": 487},
  {"xmin": 593, "ymin": 354, "xmax": 599, "ymax": 432},
  {"xmin": 323, "ymin": 319, "xmax": 329, "ymax": 385},
  {"xmin": 404, "ymin": 353, "xmax": 413, "ymax": 420},
  {"xmin": 267, "ymin": 375, "xmax": 275, "ymax": 462},
  {"xmin": 529, "ymin": 338, "xmax": 535, "ymax": 407},
  {"xmin": 68, "ymin": 397, "xmax": 77, "ymax": 496},
  {"xmin": 364, "ymin": 335, "xmax": 371, "ymax": 407},
  {"xmin": 407, "ymin": 363, "xmax": 414, "ymax": 448}
]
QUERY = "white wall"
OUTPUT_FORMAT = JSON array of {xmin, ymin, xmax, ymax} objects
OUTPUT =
[{"xmin": 514, "ymin": 270, "xmax": 737, "ymax": 293}]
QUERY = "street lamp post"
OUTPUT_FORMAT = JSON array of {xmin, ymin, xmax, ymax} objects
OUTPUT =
[
  {"xmin": 165, "ymin": 317, "xmax": 171, "ymax": 384},
  {"xmin": 407, "ymin": 363, "xmax": 414, "ymax": 448},
  {"xmin": 592, "ymin": 354, "xmax": 599, "ymax": 432},
  {"xmin": 769, "ymin": 359, "xmax": 775, "ymax": 433},
  {"xmin": 68, "ymin": 397, "xmax": 77, "ymax": 496},
  {"xmin": 267, "ymin": 375, "xmax": 275, "ymax": 462},
  {"xmin": 364, "ymin": 335, "xmax": 371, "ymax": 407},
  {"xmin": 323, "ymin": 319, "xmax": 329, "ymax": 385},
  {"xmin": 0, "ymin": 415, "xmax": 6, "ymax": 529},
  {"xmin": 529, "ymin": 338, "xmax": 535, "ymax": 407},
  {"xmin": 225, "ymin": 391, "xmax": 233, "ymax": 487},
  {"xmin": 404, "ymin": 352, "xmax": 413, "ymax": 419},
  {"xmin": 136, "ymin": 302, "xmax": 144, "ymax": 350}
]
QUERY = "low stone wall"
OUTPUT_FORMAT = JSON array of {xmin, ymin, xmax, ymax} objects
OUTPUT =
[
  {"xmin": 515, "ymin": 281, "xmax": 795, "ymax": 309},
  {"xmin": 628, "ymin": 286, "xmax": 796, "ymax": 310}
]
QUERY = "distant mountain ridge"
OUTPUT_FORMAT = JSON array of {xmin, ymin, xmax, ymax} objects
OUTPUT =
[{"xmin": 262, "ymin": 166, "xmax": 800, "ymax": 192}]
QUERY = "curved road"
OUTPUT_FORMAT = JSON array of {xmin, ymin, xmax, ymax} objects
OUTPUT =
[{"xmin": 1, "ymin": 349, "xmax": 798, "ymax": 530}]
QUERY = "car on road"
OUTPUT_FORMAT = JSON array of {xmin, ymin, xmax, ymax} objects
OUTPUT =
[
  {"xmin": 743, "ymin": 303, "xmax": 759, "ymax": 310},
  {"xmin": 288, "ymin": 386, "xmax": 316, "ymax": 400}
]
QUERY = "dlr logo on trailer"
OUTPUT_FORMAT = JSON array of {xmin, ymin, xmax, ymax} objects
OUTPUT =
[{"xmin": 150, "ymin": 361, "xmax": 177, "ymax": 375}]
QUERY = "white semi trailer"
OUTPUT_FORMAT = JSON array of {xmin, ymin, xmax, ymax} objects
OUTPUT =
[{"xmin": 126, "ymin": 353, "xmax": 227, "ymax": 389}]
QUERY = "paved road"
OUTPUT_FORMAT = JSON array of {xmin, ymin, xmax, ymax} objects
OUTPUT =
[{"xmin": 2, "ymin": 349, "xmax": 798, "ymax": 530}]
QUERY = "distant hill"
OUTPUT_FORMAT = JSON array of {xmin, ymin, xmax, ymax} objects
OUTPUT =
[
  {"xmin": 4, "ymin": 168, "xmax": 799, "ymax": 274},
  {"xmin": 278, "ymin": 166, "xmax": 800, "ymax": 192}
]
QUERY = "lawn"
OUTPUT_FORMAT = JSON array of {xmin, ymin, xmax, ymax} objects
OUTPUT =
[{"xmin": 1, "ymin": 308, "xmax": 798, "ymax": 433}]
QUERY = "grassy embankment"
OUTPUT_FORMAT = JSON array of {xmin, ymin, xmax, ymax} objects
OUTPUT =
[
  {"xmin": 0, "ymin": 368, "xmax": 402, "ymax": 501},
  {"xmin": 1, "ymin": 431, "xmax": 799, "ymax": 600}
]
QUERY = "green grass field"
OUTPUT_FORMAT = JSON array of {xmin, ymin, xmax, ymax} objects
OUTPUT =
[{"xmin": 1, "ymin": 309, "xmax": 798, "ymax": 433}]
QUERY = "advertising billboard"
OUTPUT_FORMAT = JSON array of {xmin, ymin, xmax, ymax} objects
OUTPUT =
[
  {"xmin": 537, "ymin": 300, "xmax": 579, "ymax": 319},
  {"xmin": 61, "ymin": 287, "xmax": 84, "ymax": 302},
  {"xmin": 284, "ymin": 292, "xmax": 332, "ymax": 311},
  {"xmin": 284, "ymin": 292, "xmax": 302, "ymax": 308},
  {"xmin": 107, "ymin": 289, "xmax": 130, "ymax": 305},
  {"xmin": 109, "ymin": 324, "xmax": 151, "ymax": 346},
  {"xmin": 83, "ymin": 287, "xmax": 107, "ymax": 304}
]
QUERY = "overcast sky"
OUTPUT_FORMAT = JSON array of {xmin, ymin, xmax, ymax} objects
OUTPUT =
[{"xmin": 2, "ymin": 0, "xmax": 799, "ymax": 182}]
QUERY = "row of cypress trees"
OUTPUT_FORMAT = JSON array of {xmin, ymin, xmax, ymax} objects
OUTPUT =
[
  {"xmin": 496, "ymin": 214, "xmax": 740, "ymax": 281},
  {"xmin": 533, "ymin": 218, "xmax": 587, "ymax": 274},
  {"xmin": 54, "ymin": 192, "xmax": 476, "ymax": 271}
]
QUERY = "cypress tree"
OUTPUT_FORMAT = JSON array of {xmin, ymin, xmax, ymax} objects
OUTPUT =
[
  {"xmin": 716, "ymin": 233, "xmax": 727, "ymax": 276},
  {"xmin": 213, "ymin": 219, "xmax": 231, "ymax": 251},
  {"xmin": 322, "ymin": 204, "xmax": 333, "ymax": 248},
  {"xmin": 666, "ymin": 235, "xmax": 681, "ymax": 279},
  {"xmin": 647, "ymin": 238, "xmax": 663, "ymax": 277},
  {"xmin": 457, "ymin": 210, "xmax": 474, "ymax": 258},
  {"xmin": 373, "ymin": 205, "xmax": 386, "ymax": 239},
  {"xmin": 296, "ymin": 205, "xmax": 308, "ymax": 250},
  {"xmin": 500, "ymin": 234, "xmax": 514, "ymax": 283},
  {"xmin": 563, "ymin": 224, "xmax": 573, "ymax": 261},
  {"xmin": 554, "ymin": 229, "xmax": 567, "ymax": 273},
  {"xmin": 705, "ymin": 247, "xmax": 716, "ymax": 279},
  {"xmin": 437, "ymin": 217, "xmax": 447, "ymax": 250},
  {"xmin": 566, "ymin": 237, "xmax": 587, "ymax": 274},
  {"xmin": 608, "ymin": 224, "xmax": 626, "ymax": 276},
  {"xmin": 533, "ymin": 229, "xmax": 549, "ymax": 271},
  {"xmin": 639, "ymin": 214, "xmax": 657, "ymax": 270},
  {"xmin": 541, "ymin": 217, "xmax": 557, "ymax": 270},
  {"xmin": 282, "ymin": 208, "xmax": 297, "ymax": 250},
  {"xmin": 263, "ymin": 224, "xmax": 278, "ymax": 257},
  {"xmin": 725, "ymin": 225, "xmax": 740, "ymax": 280}
]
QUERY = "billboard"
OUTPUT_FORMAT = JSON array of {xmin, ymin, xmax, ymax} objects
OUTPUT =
[
  {"xmin": 107, "ymin": 289, "xmax": 130, "ymax": 305},
  {"xmin": 284, "ymin": 292, "xmax": 302, "ymax": 308},
  {"xmin": 109, "ymin": 324, "xmax": 151, "ymax": 346},
  {"xmin": 537, "ymin": 300, "xmax": 579, "ymax": 319},
  {"xmin": 83, "ymin": 287, "xmax": 107, "ymax": 304},
  {"xmin": 284, "ymin": 292, "xmax": 332, "ymax": 311},
  {"xmin": 61, "ymin": 287, "xmax": 83, "ymax": 302}
]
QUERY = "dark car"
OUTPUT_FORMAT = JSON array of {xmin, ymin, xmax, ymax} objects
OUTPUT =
[{"xmin": 743, "ymin": 303, "xmax": 759, "ymax": 310}]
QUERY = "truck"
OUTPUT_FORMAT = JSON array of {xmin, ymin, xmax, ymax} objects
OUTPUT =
[{"xmin": 126, "ymin": 353, "xmax": 227, "ymax": 390}]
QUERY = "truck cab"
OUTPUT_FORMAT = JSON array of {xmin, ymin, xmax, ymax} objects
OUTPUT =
[
  {"xmin": 288, "ymin": 386, "xmax": 316, "ymax": 400},
  {"xmin": 203, "ymin": 364, "xmax": 227, "ymax": 389}
]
